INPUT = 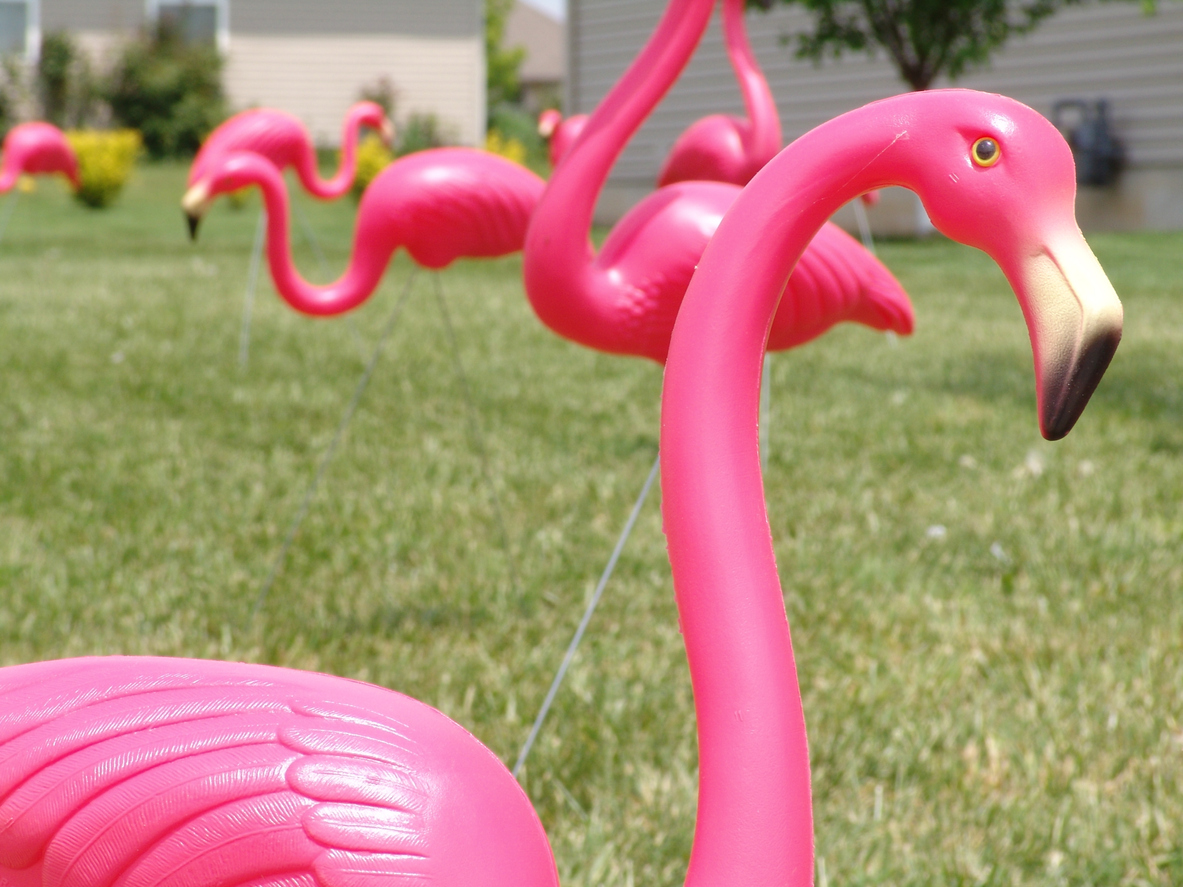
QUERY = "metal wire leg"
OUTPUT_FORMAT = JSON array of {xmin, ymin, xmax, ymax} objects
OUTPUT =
[
  {"xmin": 429, "ymin": 272, "xmax": 521, "ymax": 602},
  {"xmin": 248, "ymin": 268, "xmax": 419, "ymax": 624},
  {"xmin": 238, "ymin": 208, "xmax": 267, "ymax": 368},
  {"xmin": 513, "ymin": 452, "xmax": 661, "ymax": 778}
]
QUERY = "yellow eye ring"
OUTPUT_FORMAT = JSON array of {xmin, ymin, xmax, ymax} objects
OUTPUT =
[{"xmin": 972, "ymin": 137, "xmax": 1001, "ymax": 167}]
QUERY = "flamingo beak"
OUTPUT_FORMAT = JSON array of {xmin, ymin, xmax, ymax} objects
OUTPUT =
[
  {"xmin": 537, "ymin": 118, "xmax": 556, "ymax": 139},
  {"xmin": 380, "ymin": 119, "xmax": 396, "ymax": 148},
  {"xmin": 1007, "ymin": 230, "xmax": 1123, "ymax": 441},
  {"xmin": 181, "ymin": 181, "xmax": 212, "ymax": 241}
]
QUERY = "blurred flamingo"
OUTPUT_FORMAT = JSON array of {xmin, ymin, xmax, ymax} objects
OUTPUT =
[
  {"xmin": 184, "ymin": 101, "xmax": 392, "ymax": 222},
  {"xmin": 656, "ymin": 0, "xmax": 780, "ymax": 187},
  {"xmin": 523, "ymin": 0, "xmax": 912, "ymax": 368},
  {"xmin": 0, "ymin": 89, "xmax": 1123, "ymax": 887},
  {"xmin": 184, "ymin": 147, "xmax": 545, "ymax": 314},
  {"xmin": 0, "ymin": 122, "xmax": 79, "ymax": 192},
  {"xmin": 537, "ymin": 108, "xmax": 587, "ymax": 169}
]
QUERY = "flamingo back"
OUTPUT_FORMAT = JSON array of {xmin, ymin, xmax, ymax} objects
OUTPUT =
[
  {"xmin": 189, "ymin": 111, "xmax": 308, "ymax": 186},
  {"xmin": 0, "ymin": 123, "xmax": 79, "ymax": 189},
  {"xmin": 656, "ymin": 114, "xmax": 752, "ymax": 188},
  {"xmin": 366, "ymin": 148, "xmax": 545, "ymax": 269},
  {"xmin": 0, "ymin": 657, "xmax": 559, "ymax": 887},
  {"xmin": 768, "ymin": 222, "xmax": 915, "ymax": 350}
]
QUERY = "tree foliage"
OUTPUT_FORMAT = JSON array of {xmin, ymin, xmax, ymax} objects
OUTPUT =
[
  {"xmin": 486, "ymin": 0, "xmax": 526, "ymax": 109},
  {"xmin": 766, "ymin": 0, "xmax": 1089, "ymax": 90},
  {"xmin": 104, "ymin": 21, "xmax": 226, "ymax": 158}
]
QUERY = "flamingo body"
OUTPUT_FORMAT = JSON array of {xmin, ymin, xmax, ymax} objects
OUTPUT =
[
  {"xmin": 523, "ymin": 0, "xmax": 909, "ymax": 366},
  {"xmin": 655, "ymin": 0, "xmax": 780, "ymax": 188},
  {"xmin": 0, "ymin": 123, "xmax": 79, "ymax": 193},
  {"xmin": 188, "ymin": 102, "xmax": 391, "ymax": 200},
  {"xmin": 537, "ymin": 110, "xmax": 588, "ymax": 169},
  {"xmin": 0, "ymin": 657, "xmax": 559, "ymax": 887},
  {"xmin": 189, "ymin": 147, "xmax": 545, "ymax": 315}
]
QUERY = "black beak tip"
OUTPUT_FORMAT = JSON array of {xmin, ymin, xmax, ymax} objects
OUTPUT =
[
  {"xmin": 1040, "ymin": 329, "xmax": 1122, "ymax": 441},
  {"xmin": 186, "ymin": 212, "xmax": 200, "ymax": 241}
]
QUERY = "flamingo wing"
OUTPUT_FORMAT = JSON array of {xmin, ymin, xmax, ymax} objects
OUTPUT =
[{"xmin": 0, "ymin": 658, "xmax": 555, "ymax": 887}]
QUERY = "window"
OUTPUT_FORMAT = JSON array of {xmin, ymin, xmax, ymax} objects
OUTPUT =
[
  {"xmin": 0, "ymin": 0, "xmax": 38, "ymax": 61},
  {"xmin": 146, "ymin": 0, "xmax": 228, "ymax": 54}
]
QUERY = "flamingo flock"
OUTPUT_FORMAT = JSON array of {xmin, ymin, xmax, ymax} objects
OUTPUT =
[{"xmin": 0, "ymin": 1, "xmax": 1134, "ymax": 885}]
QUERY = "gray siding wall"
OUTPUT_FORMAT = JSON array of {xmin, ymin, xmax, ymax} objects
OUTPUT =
[
  {"xmin": 43, "ymin": 0, "xmax": 478, "ymax": 38},
  {"xmin": 570, "ymin": 0, "xmax": 1183, "ymax": 228}
]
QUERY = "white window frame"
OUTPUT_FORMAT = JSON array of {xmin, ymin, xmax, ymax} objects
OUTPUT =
[
  {"xmin": 145, "ymin": 0, "xmax": 229, "ymax": 55},
  {"xmin": 0, "ymin": 0, "xmax": 40, "ymax": 63}
]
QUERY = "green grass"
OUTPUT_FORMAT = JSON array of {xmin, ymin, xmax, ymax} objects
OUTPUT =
[{"xmin": 1, "ymin": 163, "xmax": 1181, "ymax": 886}]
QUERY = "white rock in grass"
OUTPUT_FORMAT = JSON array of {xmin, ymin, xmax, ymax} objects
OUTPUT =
[{"xmin": 926, "ymin": 524, "xmax": 947, "ymax": 540}]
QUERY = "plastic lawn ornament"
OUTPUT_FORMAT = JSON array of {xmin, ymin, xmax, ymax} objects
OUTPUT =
[
  {"xmin": 0, "ymin": 122, "xmax": 80, "ymax": 193},
  {"xmin": 182, "ymin": 147, "xmax": 545, "ymax": 315},
  {"xmin": 183, "ymin": 101, "xmax": 393, "ymax": 222},
  {"xmin": 0, "ymin": 88, "xmax": 1121, "ymax": 887},
  {"xmin": 657, "ymin": 0, "xmax": 781, "ymax": 188},
  {"xmin": 537, "ymin": 108, "xmax": 587, "ymax": 168},
  {"xmin": 522, "ymin": 0, "xmax": 912, "ymax": 367}
]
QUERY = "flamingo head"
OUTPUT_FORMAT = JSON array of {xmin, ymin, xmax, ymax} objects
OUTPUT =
[
  {"xmin": 355, "ymin": 100, "xmax": 395, "ymax": 148},
  {"xmin": 181, "ymin": 151, "xmax": 274, "ymax": 241},
  {"xmin": 537, "ymin": 109, "xmax": 562, "ymax": 139},
  {"xmin": 880, "ymin": 90, "xmax": 1123, "ymax": 440}
]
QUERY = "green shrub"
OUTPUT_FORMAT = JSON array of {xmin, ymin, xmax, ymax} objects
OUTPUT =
[
  {"xmin": 104, "ymin": 22, "xmax": 226, "ymax": 159},
  {"xmin": 37, "ymin": 31, "xmax": 100, "ymax": 129},
  {"xmin": 488, "ymin": 103, "xmax": 548, "ymax": 174},
  {"xmin": 350, "ymin": 132, "xmax": 393, "ymax": 200},
  {"xmin": 66, "ymin": 129, "xmax": 141, "ymax": 208},
  {"xmin": 397, "ymin": 112, "xmax": 447, "ymax": 156}
]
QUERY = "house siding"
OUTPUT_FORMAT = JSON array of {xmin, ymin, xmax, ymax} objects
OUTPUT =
[
  {"xmin": 570, "ymin": 0, "xmax": 1183, "ymax": 230},
  {"xmin": 225, "ymin": 34, "xmax": 485, "ymax": 147}
]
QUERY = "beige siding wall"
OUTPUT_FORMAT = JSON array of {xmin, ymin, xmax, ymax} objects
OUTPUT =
[
  {"xmin": 224, "ymin": 35, "xmax": 484, "ymax": 147},
  {"xmin": 571, "ymin": 0, "xmax": 1183, "ymax": 230}
]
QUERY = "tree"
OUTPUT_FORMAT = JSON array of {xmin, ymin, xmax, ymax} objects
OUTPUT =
[
  {"xmin": 486, "ymin": 0, "xmax": 526, "ymax": 109},
  {"xmin": 763, "ymin": 0, "xmax": 1090, "ymax": 91}
]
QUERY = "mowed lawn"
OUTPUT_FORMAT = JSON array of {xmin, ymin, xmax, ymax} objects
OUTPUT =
[{"xmin": 1, "ymin": 161, "xmax": 1181, "ymax": 886}]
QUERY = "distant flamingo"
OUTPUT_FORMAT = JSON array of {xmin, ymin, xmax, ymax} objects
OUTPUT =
[
  {"xmin": 183, "ymin": 147, "xmax": 545, "ymax": 314},
  {"xmin": 537, "ymin": 108, "xmax": 587, "ymax": 169},
  {"xmin": 183, "ymin": 101, "xmax": 393, "ymax": 232},
  {"xmin": 523, "ymin": 0, "xmax": 912, "ymax": 366},
  {"xmin": 0, "ymin": 122, "xmax": 79, "ymax": 192},
  {"xmin": 0, "ymin": 89, "xmax": 1123, "ymax": 887},
  {"xmin": 656, "ymin": 0, "xmax": 780, "ymax": 188}
]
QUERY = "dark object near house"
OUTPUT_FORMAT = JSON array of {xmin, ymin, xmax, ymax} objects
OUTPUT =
[{"xmin": 1052, "ymin": 99, "xmax": 1124, "ymax": 187}]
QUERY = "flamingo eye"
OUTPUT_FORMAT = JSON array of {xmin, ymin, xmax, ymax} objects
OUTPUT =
[{"xmin": 972, "ymin": 137, "xmax": 1001, "ymax": 168}]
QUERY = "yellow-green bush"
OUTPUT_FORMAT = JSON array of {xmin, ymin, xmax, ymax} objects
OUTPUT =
[
  {"xmin": 66, "ymin": 129, "xmax": 141, "ymax": 208},
  {"xmin": 350, "ymin": 132, "xmax": 393, "ymax": 200},
  {"xmin": 484, "ymin": 129, "xmax": 527, "ymax": 166}
]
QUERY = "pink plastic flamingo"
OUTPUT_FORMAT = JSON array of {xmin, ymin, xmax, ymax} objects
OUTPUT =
[
  {"xmin": 0, "ymin": 122, "xmax": 79, "ymax": 192},
  {"xmin": 0, "ymin": 89, "xmax": 1122, "ymax": 887},
  {"xmin": 656, "ymin": 0, "xmax": 781, "ymax": 188},
  {"xmin": 183, "ymin": 147, "xmax": 546, "ymax": 315},
  {"xmin": 660, "ymin": 88, "xmax": 1121, "ymax": 882},
  {"xmin": 523, "ymin": 0, "xmax": 911, "ymax": 365},
  {"xmin": 537, "ymin": 109, "xmax": 587, "ymax": 169},
  {"xmin": 183, "ymin": 102, "xmax": 393, "ymax": 228}
]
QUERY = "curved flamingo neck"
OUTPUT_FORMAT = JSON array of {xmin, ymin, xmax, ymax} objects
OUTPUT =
[
  {"xmin": 249, "ymin": 158, "xmax": 395, "ymax": 315},
  {"xmin": 722, "ymin": 0, "xmax": 781, "ymax": 163},
  {"xmin": 661, "ymin": 108, "xmax": 903, "ymax": 887},
  {"xmin": 523, "ymin": 0, "xmax": 716, "ymax": 343},
  {"xmin": 295, "ymin": 105, "xmax": 371, "ymax": 199}
]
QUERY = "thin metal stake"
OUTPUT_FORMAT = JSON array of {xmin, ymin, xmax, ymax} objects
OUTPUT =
[
  {"xmin": 239, "ymin": 208, "xmax": 267, "ymax": 368},
  {"xmin": 513, "ymin": 452, "xmax": 661, "ymax": 778},
  {"xmin": 0, "ymin": 191, "xmax": 21, "ymax": 244},
  {"xmin": 430, "ymin": 272, "xmax": 520, "ymax": 602},
  {"xmin": 852, "ymin": 197, "xmax": 876, "ymax": 255},
  {"xmin": 293, "ymin": 196, "xmax": 366, "ymax": 360},
  {"xmin": 249, "ymin": 268, "xmax": 419, "ymax": 624}
]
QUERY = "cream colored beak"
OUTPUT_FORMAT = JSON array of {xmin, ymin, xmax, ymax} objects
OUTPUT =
[
  {"xmin": 380, "ymin": 119, "xmax": 396, "ymax": 148},
  {"xmin": 181, "ymin": 181, "xmax": 213, "ymax": 241},
  {"xmin": 1012, "ymin": 231, "xmax": 1123, "ymax": 440}
]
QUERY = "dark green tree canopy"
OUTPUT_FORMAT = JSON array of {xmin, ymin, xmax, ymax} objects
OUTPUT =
[{"xmin": 762, "ymin": 0, "xmax": 1087, "ymax": 91}]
